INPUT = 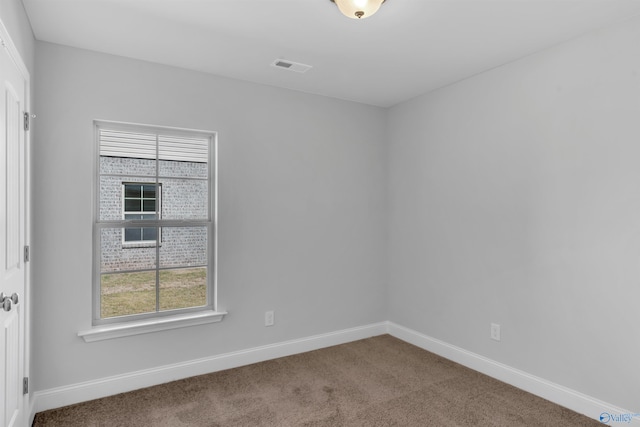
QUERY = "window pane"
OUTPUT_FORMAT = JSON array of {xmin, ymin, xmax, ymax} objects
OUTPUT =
[
  {"xmin": 124, "ymin": 199, "xmax": 141, "ymax": 212},
  {"xmin": 159, "ymin": 159, "xmax": 208, "ymax": 179},
  {"xmin": 142, "ymin": 227, "xmax": 157, "ymax": 241},
  {"xmin": 142, "ymin": 199, "xmax": 156, "ymax": 212},
  {"xmin": 101, "ymin": 271, "xmax": 157, "ymax": 318},
  {"xmin": 159, "ymin": 267, "xmax": 207, "ymax": 312},
  {"xmin": 124, "ymin": 185, "xmax": 141, "ymax": 198},
  {"xmin": 101, "ymin": 228, "xmax": 156, "ymax": 271},
  {"xmin": 124, "ymin": 228, "xmax": 142, "ymax": 241},
  {"xmin": 143, "ymin": 185, "xmax": 156, "ymax": 198},
  {"xmin": 161, "ymin": 178, "xmax": 208, "ymax": 220},
  {"xmin": 159, "ymin": 226, "xmax": 207, "ymax": 269},
  {"xmin": 99, "ymin": 176, "xmax": 124, "ymax": 221},
  {"xmin": 99, "ymin": 156, "xmax": 156, "ymax": 177},
  {"xmin": 100, "ymin": 177, "xmax": 156, "ymax": 220},
  {"xmin": 157, "ymin": 135, "xmax": 209, "ymax": 178}
]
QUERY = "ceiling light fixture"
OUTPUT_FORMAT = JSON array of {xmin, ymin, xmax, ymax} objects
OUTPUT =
[{"xmin": 330, "ymin": 0, "xmax": 386, "ymax": 19}]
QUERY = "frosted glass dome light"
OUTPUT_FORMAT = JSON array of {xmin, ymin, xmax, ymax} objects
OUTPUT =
[{"xmin": 330, "ymin": 0, "xmax": 386, "ymax": 19}]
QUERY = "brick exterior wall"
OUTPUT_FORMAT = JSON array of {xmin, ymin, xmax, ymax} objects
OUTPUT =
[{"xmin": 100, "ymin": 156, "xmax": 209, "ymax": 273}]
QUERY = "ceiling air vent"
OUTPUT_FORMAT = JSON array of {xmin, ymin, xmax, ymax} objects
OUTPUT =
[{"xmin": 271, "ymin": 59, "xmax": 312, "ymax": 73}]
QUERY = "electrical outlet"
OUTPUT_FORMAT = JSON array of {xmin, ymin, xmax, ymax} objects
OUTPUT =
[
  {"xmin": 491, "ymin": 323, "xmax": 501, "ymax": 341},
  {"xmin": 265, "ymin": 311, "xmax": 275, "ymax": 327}
]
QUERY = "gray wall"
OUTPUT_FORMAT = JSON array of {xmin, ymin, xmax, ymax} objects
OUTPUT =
[
  {"xmin": 32, "ymin": 42, "xmax": 388, "ymax": 391},
  {"xmin": 388, "ymin": 16, "xmax": 640, "ymax": 411}
]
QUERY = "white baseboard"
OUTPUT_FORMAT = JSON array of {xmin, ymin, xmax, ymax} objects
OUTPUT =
[
  {"xmin": 31, "ymin": 322, "xmax": 388, "ymax": 416},
  {"xmin": 386, "ymin": 322, "xmax": 640, "ymax": 426},
  {"xmin": 31, "ymin": 321, "xmax": 638, "ymax": 426}
]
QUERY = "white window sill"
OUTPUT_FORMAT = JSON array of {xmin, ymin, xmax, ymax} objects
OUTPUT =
[
  {"xmin": 78, "ymin": 310, "xmax": 227, "ymax": 343},
  {"xmin": 121, "ymin": 241, "xmax": 159, "ymax": 249}
]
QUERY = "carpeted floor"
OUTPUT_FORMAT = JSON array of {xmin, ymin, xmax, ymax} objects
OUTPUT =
[{"xmin": 33, "ymin": 335, "xmax": 601, "ymax": 426}]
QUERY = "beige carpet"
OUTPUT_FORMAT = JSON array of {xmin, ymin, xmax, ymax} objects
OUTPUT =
[{"xmin": 33, "ymin": 335, "xmax": 601, "ymax": 426}]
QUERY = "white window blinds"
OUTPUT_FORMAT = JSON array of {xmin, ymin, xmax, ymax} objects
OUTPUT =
[{"xmin": 99, "ymin": 129, "xmax": 209, "ymax": 163}]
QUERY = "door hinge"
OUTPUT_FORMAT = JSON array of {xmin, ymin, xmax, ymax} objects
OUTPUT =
[
  {"xmin": 24, "ymin": 246, "xmax": 30, "ymax": 263},
  {"xmin": 23, "ymin": 377, "xmax": 28, "ymax": 395},
  {"xmin": 24, "ymin": 112, "xmax": 30, "ymax": 131}
]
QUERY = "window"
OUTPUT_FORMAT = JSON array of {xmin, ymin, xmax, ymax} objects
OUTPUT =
[
  {"xmin": 122, "ymin": 183, "xmax": 161, "ymax": 245},
  {"xmin": 93, "ymin": 121, "xmax": 217, "ymax": 325}
]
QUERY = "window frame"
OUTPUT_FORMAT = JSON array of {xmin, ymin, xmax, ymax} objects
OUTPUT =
[
  {"xmin": 92, "ymin": 120, "xmax": 219, "ymax": 327},
  {"xmin": 121, "ymin": 182, "xmax": 162, "ymax": 247}
]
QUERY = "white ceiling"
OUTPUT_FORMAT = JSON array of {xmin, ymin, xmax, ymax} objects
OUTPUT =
[{"xmin": 21, "ymin": 0, "xmax": 640, "ymax": 107}]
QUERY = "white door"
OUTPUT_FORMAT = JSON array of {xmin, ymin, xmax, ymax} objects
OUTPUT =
[{"xmin": 0, "ymin": 32, "xmax": 27, "ymax": 427}]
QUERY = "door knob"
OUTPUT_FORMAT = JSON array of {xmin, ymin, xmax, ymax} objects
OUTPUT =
[
  {"xmin": 0, "ymin": 292, "xmax": 18, "ymax": 304},
  {"xmin": 0, "ymin": 293, "xmax": 18, "ymax": 312}
]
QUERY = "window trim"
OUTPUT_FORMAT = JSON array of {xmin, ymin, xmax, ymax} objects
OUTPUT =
[{"xmin": 91, "ymin": 120, "xmax": 222, "ymax": 330}]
